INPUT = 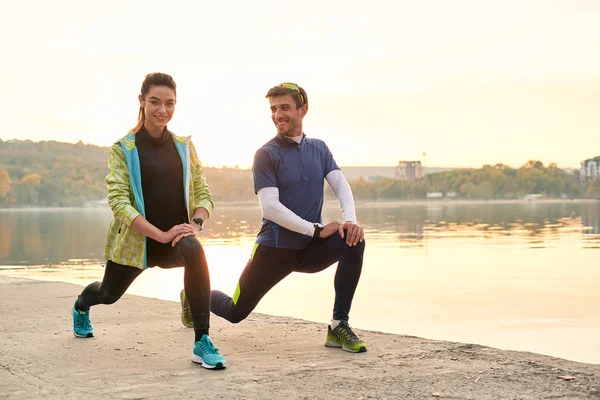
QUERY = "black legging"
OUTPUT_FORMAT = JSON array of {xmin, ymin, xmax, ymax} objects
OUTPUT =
[
  {"xmin": 211, "ymin": 232, "xmax": 365, "ymax": 324},
  {"xmin": 77, "ymin": 236, "xmax": 211, "ymax": 330}
]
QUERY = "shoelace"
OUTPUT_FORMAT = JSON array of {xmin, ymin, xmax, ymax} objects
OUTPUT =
[
  {"xmin": 182, "ymin": 308, "xmax": 192, "ymax": 322},
  {"xmin": 76, "ymin": 312, "xmax": 92, "ymax": 330},
  {"xmin": 200, "ymin": 339, "xmax": 220, "ymax": 355},
  {"xmin": 338, "ymin": 323, "xmax": 359, "ymax": 341}
]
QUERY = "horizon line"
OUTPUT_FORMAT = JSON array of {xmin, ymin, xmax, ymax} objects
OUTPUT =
[{"xmin": 0, "ymin": 137, "xmax": 588, "ymax": 170}]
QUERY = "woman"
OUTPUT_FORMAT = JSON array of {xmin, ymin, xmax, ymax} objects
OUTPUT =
[{"xmin": 71, "ymin": 72, "xmax": 226, "ymax": 370}]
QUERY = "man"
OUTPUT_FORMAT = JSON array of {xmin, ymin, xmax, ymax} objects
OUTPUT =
[{"xmin": 183, "ymin": 82, "xmax": 367, "ymax": 352}]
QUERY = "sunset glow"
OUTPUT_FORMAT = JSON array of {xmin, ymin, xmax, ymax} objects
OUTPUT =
[{"xmin": 1, "ymin": 0, "xmax": 599, "ymax": 169}]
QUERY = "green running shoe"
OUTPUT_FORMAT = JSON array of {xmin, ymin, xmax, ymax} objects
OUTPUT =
[
  {"xmin": 325, "ymin": 321, "xmax": 367, "ymax": 353},
  {"xmin": 192, "ymin": 335, "xmax": 226, "ymax": 370},
  {"xmin": 72, "ymin": 300, "xmax": 94, "ymax": 338},
  {"xmin": 179, "ymin": 289, "xmax": 194, "ymax": 328}
]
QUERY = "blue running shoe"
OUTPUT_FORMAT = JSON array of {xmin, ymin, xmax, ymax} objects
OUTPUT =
[
  {"xmin": 72, "ymin": 300, "xmax": 94, "ymax": 338},
  {"xmin": 192, "ymin": 334, "xmax": 226, "ymax": 370}
]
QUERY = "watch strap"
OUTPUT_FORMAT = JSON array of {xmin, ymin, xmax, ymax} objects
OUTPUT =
[
  {"xmin": 313, "ymin": 223, "xmax": 323, "ymax": 240},
  {"xmin": 192, "ymin": 217, "xmax": 204, "ymax": 231}
]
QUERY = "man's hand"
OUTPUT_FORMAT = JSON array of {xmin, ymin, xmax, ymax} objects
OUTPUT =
[
  {"xmin": 319, "ymin": 221, "xmax": 342, "ymax": 239},
  {"xmin": 338, "ymin": 222, "xmax": 364, "ymax": 246},
  {"xmin": 159, "ymin": 224, "xmax": 196, "ymax": 246}
]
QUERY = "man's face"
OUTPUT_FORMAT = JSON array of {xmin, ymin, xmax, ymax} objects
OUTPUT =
[{"xmin": 269, "ymin": 94, "xmax": 306, "ymax": 137}]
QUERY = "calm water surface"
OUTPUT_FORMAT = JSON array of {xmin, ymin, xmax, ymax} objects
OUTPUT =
[{"xmin": 1, "ymin": 200, "xmax": 599, "ymax": 364}]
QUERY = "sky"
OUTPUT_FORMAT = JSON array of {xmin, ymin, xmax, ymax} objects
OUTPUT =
[{"xmin": 1, "ymin": 0, "xmax": 599, "ymax": 169}]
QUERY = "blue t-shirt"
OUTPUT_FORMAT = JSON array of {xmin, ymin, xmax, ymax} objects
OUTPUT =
[{"xmin": 253, "ymin": 134, "xmax": 339, "ymax": 249}]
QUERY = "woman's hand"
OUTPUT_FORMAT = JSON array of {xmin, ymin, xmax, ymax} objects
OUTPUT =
[{"xmin": 159, "ymin": 224, "xmax": 197, "ymax": 246}]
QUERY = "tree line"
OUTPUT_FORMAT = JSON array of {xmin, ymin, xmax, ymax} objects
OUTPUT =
[
  {"xmin": 348, "ymin": 161, "xmax": 600, "ymax": 201},
  {"xmin": 1, "ymin": 139, "xmax": 598, "ymax": 207},
  {"xmin": 0, "ymin": 139, "xmax": 255, "ymax": 207}
]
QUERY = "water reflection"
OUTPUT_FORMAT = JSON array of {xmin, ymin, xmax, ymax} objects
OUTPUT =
[
  {"xmin": 352, "ymin": 201, "xmax": 600, "ymax": 250},
  {"xmin": 1, "ymin": 201, "xmax": 600, "ymax": 265}
]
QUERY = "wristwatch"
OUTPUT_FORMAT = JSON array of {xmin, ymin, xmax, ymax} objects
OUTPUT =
[
  {"xmin": 313, "ymin": 223, "xmax": 324, "ymax": 240},
  {"xmin": 192, "ymin": 217, "xmax": 204, "ymax": 231}
]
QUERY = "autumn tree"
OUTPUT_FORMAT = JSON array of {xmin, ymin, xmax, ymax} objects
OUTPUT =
[
  {"xmin": 0, "ymin": 169, "xmax": 11, "ymax": 200},
  {"xmin": 20, "ymin": 173, "xmax": 42, "ymax": 205}
]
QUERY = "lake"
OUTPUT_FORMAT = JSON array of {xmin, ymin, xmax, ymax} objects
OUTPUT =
[{"xmin": 1, "ymin": 200, "xmax": 599, "ymax": 364}]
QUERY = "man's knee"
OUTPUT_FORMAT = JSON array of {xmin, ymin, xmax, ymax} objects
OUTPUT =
[
  {"xmin": 336, "ymin": 232, "xmax": 366, "ymax": 254},
  {"xmin": 211, "ymin": 290, "xmax": 249, "ymax": 324},
  {"xmin": 228, "ymin": 310, "xmax": 248, "ymax": 324},
  {"xmin": 352, "ymin": 238, "xmax": 366, "ymax": 252},
  {"xmin": 227, "ymin": 301, "xmax": 253, "ymax": 323}
]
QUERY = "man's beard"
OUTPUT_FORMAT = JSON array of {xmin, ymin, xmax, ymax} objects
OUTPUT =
[{"xmin": 279, "ymin": 120, "xmax": 298, "ymax": 137}]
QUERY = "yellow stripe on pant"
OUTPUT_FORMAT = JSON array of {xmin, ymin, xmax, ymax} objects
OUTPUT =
[{"xmin": 232, "ymin": 243, "xmax": 260, "ymax": 305}]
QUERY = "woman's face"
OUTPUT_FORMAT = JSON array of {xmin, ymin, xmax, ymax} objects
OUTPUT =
[{"xmin": 139, "ymin": 85, "xmax": 176, "ymax": 132}]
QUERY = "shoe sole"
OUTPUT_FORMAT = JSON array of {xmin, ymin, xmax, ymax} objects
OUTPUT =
[
  {"xmin": 325, "ymin": 340, "xmax": 367, "ymax": 353},
  {"xmin": 179, "ymin": 290, "xmax": 194, "ymax": 328},
  {"xmin": 325, "ymin": 339, "xmax": 343, "ymax": 348},
  {"xmin": 191, "ymin": 354, "xmax": 226, "ymax": 370},
  {"xmin": 73, "ymin": 331, "xmax": 94, "ymax": 338}
]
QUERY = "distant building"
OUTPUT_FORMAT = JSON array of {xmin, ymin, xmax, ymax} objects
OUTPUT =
[
  {"xmin": 394, "ymin": 161, "xmax": 423, "ymax": 181},
  {"xmin": 340, "ymin": 167, "xmax": 396, "ymax": 182},
  {"xmin": 523, "ymin": 194, "xmax": 543, "ymax": 201},
  {"xmin": 340, "ymin": 166, "xmax": 455, "ymax": 182},
  {"xmin": 580, "ymin": 156, "xmax": 600, "ymax": 182}
]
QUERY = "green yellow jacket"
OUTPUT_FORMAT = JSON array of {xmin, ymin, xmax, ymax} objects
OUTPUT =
[{"xmin": 103, "ymin": 133, "xmax": 214, "ymax": 270}]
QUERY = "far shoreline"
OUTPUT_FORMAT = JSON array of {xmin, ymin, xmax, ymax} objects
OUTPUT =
[
  {"xmin": 357, "ymin": 197, "xmax": 600, "ymax": 207},
  {"xmin": 1, "ymin": 197, "xmax": 599, "ymax": 211}
]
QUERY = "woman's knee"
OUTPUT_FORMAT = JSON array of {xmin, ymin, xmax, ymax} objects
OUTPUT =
[
  {"xmin": 176, "ymin": 237, "xmax": 207, "ymax": 266},
  {"xmin": 101, "ymin": 290, "xmax": 122, "ymax": 305},
  {"xmin": 177, "ymin": 236, "xmax": 204, "ymax": 255}
]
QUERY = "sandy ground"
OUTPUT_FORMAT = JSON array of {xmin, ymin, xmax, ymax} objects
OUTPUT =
[{"xmin": 0, "ymin": 275, "xmax": 598, "ymax": 400}]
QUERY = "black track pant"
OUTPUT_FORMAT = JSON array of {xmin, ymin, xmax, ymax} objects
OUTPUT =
[
  {"xmin": 211, "ymin": 232, "xmax": 365, "ymax": 324},
  {"xmin": 77, "ymin": 236, "xmax": 211, "ymax": 330}
]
